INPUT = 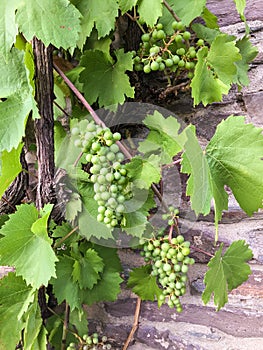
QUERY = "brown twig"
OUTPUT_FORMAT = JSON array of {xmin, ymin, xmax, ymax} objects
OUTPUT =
[
  {"xmin": 122, "ymin": 297, "xmax": 141, "ymax": 350},
  {"xmin": 163, "ymin": 0, "xmax": 181, "ymax": 22},
  {"xmin": 191, "ymin": 245, "xmax": 214, "ymax": 257},
  {"xmin": 61, "ymin": 302, "xmax": 70, "ymax": 350},
  {"xmin": 53, "ymin": 226, "xmax": 79, "ymax": 249}
]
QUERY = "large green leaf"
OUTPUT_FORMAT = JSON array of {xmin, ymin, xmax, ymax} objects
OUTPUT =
[
  {"xmin": 181, "ymin": 126, "xmax": 212, "ymax": 215},
  {"xmin": 191, "ymin": 34, "xmax": 242, "ymax": 106},
  {"xmin": 137, "ymin": 0, "xmax": 163, "ymax": 26},
  {"xmin": 202, "ymin": 240, "xmax": 253, "ymax": 310},
  {"xmin": 0, "ymin": 273, "xmax": 35, "ymax": 350},
  {"xmin": 233, "ymin": 0, "xmax": 246, "ymax": 20},
  {"xmin": 75, "ymin": 0, "xmax": 118, "ymax": 39},
  {"xmin": 16, "ymin": 0, "xmax": 81, "ymax": 49},
  {"xmin": 167, "ymin": 0, "xmax": 206, "ymax": 26},
  {"xmin": 0, "ymin": 143, "xmax": 23, "ymax": 199},
  {"xmin": 119, "ymin": 0, "xmax": 138, "ymax": 13},
  {"xmin": 0, "ymin": 0, "xmax": 18, "ymax": 57},
  {"xmin": 0, "ymin": 204, "xmax": 58, "ymax": 289},
  {"xmin": 206, "ymin": 116, "xmax": 263, "ymax": 227},
  {"xmin": 80, "ymin": 49, "xmax": 134, "ymax": 108}
]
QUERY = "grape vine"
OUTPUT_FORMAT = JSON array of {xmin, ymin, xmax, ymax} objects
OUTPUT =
[{"xmin": 0, "ymin": 0, "xmax": 261, "ymax": 350}]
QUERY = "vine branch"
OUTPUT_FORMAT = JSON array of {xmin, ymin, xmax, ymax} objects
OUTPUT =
[{"xmin": 163, "ymin": 0, "xmax": 181, "ymax": 22}]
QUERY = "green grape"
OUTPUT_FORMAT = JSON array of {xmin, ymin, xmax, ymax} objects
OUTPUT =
[
  {"xmin": 177, "ymin": 22, "xmax": 185, "ymax": 31},
  {"xmin": 188, "ymin": 49, "xmax": 196, "ymax": 58},
  {"xmin": 185, "ymin": 61, "xmax": 191, "ymax": 70},
  {"xmin": 71, "ymin": 127, "xmax": 79, "ymax": 135},
  {"xmin": 91, "ymin": 142, "xmax": 101, "ymax": 152},
  {"xmin": 159, "ymin": 62, "xmax": 165, "ymax": 71},
  {"xmin": 197, "ymin": 38, "xmax": 204, "ymax": 46},
  {"xmin": 178, "ymin": 59, "xmax": 185, "ymax": 68},
  {"xmin": 105, "ymin": 173, "xmax": 114, "ymax": 182},
  {"xmin": 143, "ymin": 64, "xmax": 151, "ymax": 73},
  {"xmin": 151, "ymin": 61, "xmax": 160, "ymax": 71},
  {"xmin": 149, "ymin": 46, "xmax": 160, "ymax": 54},
  {"xmin": 87, "ymin": 122, "xmax": 96, "ymax": 132},
  {"xmin": 141, "ymin": 33, "xmax": 150, "ymax": 42},
  {"xmin": 172, "ymin": 21, "xmax": 179, "ymax": 30},
  {"xmin": 177, "ymin": 235, "xmax": 184, "ymax": 243},
  {"xmin": 74, "ymin": 139, "xmax": 82, "ymax": 147},
  {"xmin": 172, "ymin": 55, "xmax": 180, "ymax": 64},
  {"xmin": 156, "ymin": 23, "xmax": 163, "ymax": 30},
  {"xmin": 176, "ymin": 48, "xmax": 185, "ymax": 56},
  {"xmin": 113, "ymin": 132, "xmax": 121, "ymax": 141},
  {"xmin": 156, "ymin": 56, "xmax": 162, "ymax": 63},
  {"xmin": 165, "ymin": 58, "xmax": 174, "ymax": 67},
  {"xmin": 183, "ymin": 31, "xmax": 191, "ymax": 40},
  {"xmin": 157, "ymin": 30, "xmax": 166, "ymax": 40},
  {"xmin": 181, "ymin": 246, "xmax": 190, "ymax": 256},
  {"xmin": 181, "ymin": 264, "xmax": 188, "ymax": 273},
  {"xmin": 175, "ymin": 34, "xmax": 183, "ymax": 43}
]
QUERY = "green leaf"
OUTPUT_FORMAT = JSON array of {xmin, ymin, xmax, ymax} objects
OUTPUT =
[
  {"xmin": 0, "ymin": 273, "xmax": 34, "ymax": 350},
  {"xmin": 69, "ymin": 308, "xmax": 88, "ymax": 338},
  {"xmin": 80, "ymin": 49, "xmax": 134, "ymax": 108},
  {"xmin": 127, "ymin": 265, "xmax": 162, "ymax": 303},
  {"xmin": 72, "ymin": 0, "xmax": 118, "ymax": 40},
  {"xmin": 72, "ymin": 248, "xmax": 104, "ymax": 289},
  {"xmin": 233, "ymin": 36, "xmax": 258, "ymax": 86},
  {"xmin": 0, "ymin": 204, "xmax": 58, "ymax": 289},
  {"xmin": 233, "ymin": 0, "xmax": 246, "ymax": 20},
  {"xmin": 80, "ymin": 245, "xmax": 122, "ymax": 305},
  {"xmin": 181, "ymin": 126, "xmax": 212, "ymax": 215},
  {"xmin": 126, "ymin": 155, "xmax": 161, "ymax": 189},
  {"xmin": 119, "ymin": 0, "xmax": 138, "ymax": 13},
  {"xmin": 23, "ymin": 295, "xmax": 44, "ymax": 350},
  {"xmin": 139, "ymin": 111, "xmax": 184, "ymax": 163},
  {"xmin": 192, "ymin": 23, "xmax": 220, "ymax": 44},
  {"xmin": 167, "ymin": 0, "xmax": 206, "ymax": 26},
  {"xmin": 207, "ymin": 34, "xmax": 242, "ymax": 85},
  {"xmin": 51, "ymin": 254, "xmax": 82, "ymax": 310},
  {"xmin": 0, "ymin": 0, "xmax": 18, "ymax": 57},
  {"xmin": 137, "ymin": 0, "xmax": 163, "ymax": 27},
  {"xmin": 206, "ymin": 116, "xmax": 263, "ymax": 227},
  {"xmin": 65, "ymin": 192, "xmax": 82, "ymax": 223},
  {"xmin": 0, "ymin": 143, "xmax": 23, "ymax": 199},
  {"xmin": 16, "ymin": 0, "xmax": 82, "ymax": 49},
  {"xmin": 191, "ymin": 46, "xmax": 230, "ymax": 106},
  {"xmin": 201, "ymin": 7, "xmax": 219, "ymax": 29},
  {"xmin": 202, "ymin": 240, "xmax": 253, "ymax": 310}
]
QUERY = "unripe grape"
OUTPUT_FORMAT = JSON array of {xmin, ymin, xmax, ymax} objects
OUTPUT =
[
  {"xmin": 71, "ymin": 127, "xmax": 79, "ymax": 135},
  {"xmin": 156, "ymin": 23, "xmax": 163, "ymax": 30},
  {"xmin": 159, "ymin": 62, "xmax": 165, "ymax": 71},
  {"xmin": 141, "ymin": 33, "xmax": 150, "ymax": 42},
  {"xmin": 143, "ymin": 64, "xmax": 151, "ymax": 73},
  {"xmin": 151, "ymin": 61, "xmax": 160, "ymax": 71},
  {"xmin": 197, "ymin": 38, "xmax": 204, "ymax": 46},
  {"xmin": 183, "ymin": 31, "xmax": 191, "ymax": 40},
  {"xmin": 165, "ymin": 58, "xmax": 174, "ymax": 67},
  {"xmin": 172, "ymin": 55, "xmax": 180, "ymax": 64},
  {"xmin": 176, "ymin": 48, "xmax": 185, "ymax": 56},
  {"xmin": 157, "ymin": 30, "xmax": 166, "ymax": 40},
  {"xmin": 175, "ymin": 34, "xmax": 183, "ymax": 43},
  {"xmin": 178, "ymin": 59, "xmax": 185, "ymax": 68}
]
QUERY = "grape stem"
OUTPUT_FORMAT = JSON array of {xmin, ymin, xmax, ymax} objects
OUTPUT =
[
  {"xmin": 53, "ymin": 226, "xmax": 79, "ymax": 249},
  {"xmin": 61, "ymin": 302, "xmax": 70, "ymax": 350},
  {"xmin": 191, "ymin": 246, "xmax": 214, "ymax": 257},
  {"xmin": 122, "ymin": 297, "xmax": 141, "ymax": 350},
  {"xmin": 53, "ymin": 62, "xmax": 170, "ymax": 211},
  {"xmin": 163, "ymin": 0, "xmax": 181, "ymax": 22}
]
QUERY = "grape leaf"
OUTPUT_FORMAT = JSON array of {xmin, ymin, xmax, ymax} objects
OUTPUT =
[
  {"xmin": 206, "ymin": 116, "xmax": 263, "ymax": 227},
  {"xmin": 72, "ymin": 248, "xmax": 104, "ymax": 289},
  {"xmin": 0, "ymin": 0, "xmax": 18, "ymax": 57},
  {"xmin": 0, "ymin": 273, "xmax": 35, "ymax": 350},
  {"xmin": 80, "ymin": 49, "xmax": 134, "ymax": 108},
  {"xmin": 201, "ymin": 7, "xmax": 219, "ymax": 29},
  {"xmin": 69, "ymin": 308, "xmax": 88, "ymax": 338},
  {"xmin": 126, "ymin": 155, "xmax": 161, "ymax": 189},
  {"xmin": 127, "ymin": 265, "xmax": 163, "ymax": 303},
  {"xmin": 23, "ymin": 295, "xmax": 44, "ymax": 350},
  {"xmin": 16, "ymin": 0, "xmax": 82, "ymax": 49},
  {"xmin": 181, "ymin": 126, "xmax": 212, "ymax": 215},
  {"xmin": 191, "ymin": 46, "xmax": 230, "ymax": 106},
  {"xmin": 233, "ymin": 36, "xmax": 258, "ymax": 86},
  {"xmin": 119, "ymin": 0, "xmax": 138, "ymax": 13},
  {"xmin": 192, "ymin": 23, "xmax": 220, "ymax": 44},
  {"xmin": 51, "ymin": 254, "xmax": 82, "ymax": 310},
  {"xmin": 65, "ymin": 192, "xmax": 82, "ymax": 223},
  {"xmin": 0, "ymin": 204, "xmax": 58, "ymax": 289},
  {"xmin": 72, "ymin": 0, "xmax": 118, "ymax": 41},
  {"xmin": 0, "ymin": 143, "xmax": 23, "ymax": 199},
  {"xmin": 207, "ymin": 34, "xmax": 242, "ymax": 85},
  {"xmin": 202, "ymin": 240, "xmax": 253, "ymax": 310},
  {"xmin": 233, "ymin": 0, "xmax": 246, "ymax": 20},
  {"xmin": 139, "ymin": 111, "xmax": 184, "ymax": 163},
  {"xmin": 137, "ymin": 0, "xmax": 163, "ymax": 27},
  {"xmin": 80, "ymin": 245, "xmax": 122, "ymax": 305},
  {"xmin": 167, "ymin": 0, "xmax": 206, "ymax": 26}
]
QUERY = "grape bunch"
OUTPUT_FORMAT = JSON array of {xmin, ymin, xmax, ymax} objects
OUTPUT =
[
  {"xmin": 134, "ymin": 21, "xmax": 206, "ymax": 79},
  {"xmin": 67, "ymin": 332, "xmax": 111, "ymax": 350},
  {"xmin": 72, "ymin": 120, "xmax": 132, "ymax": 228},
  {"xmin": 139, "ymin": 208, "xmax": 194, "ymax": 312}
]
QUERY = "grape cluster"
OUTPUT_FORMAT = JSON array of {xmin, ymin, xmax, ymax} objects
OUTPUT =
[
  {"xmin": 134, "ymin": 21, "xmax": 206, "ymax": 79},
  {"xmin": 72, "ymin": 121, "xmax": 132, "ymax": 228},
  {"xmin": 140, "ymin": 208, "xmax": 194, "ymax": 312},
  {"xmin": 67, "ymin": 333, "xmax": 111, "ymax": 350}
]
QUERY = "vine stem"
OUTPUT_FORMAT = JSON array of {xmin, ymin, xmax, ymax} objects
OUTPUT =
[
  {"xmin": 53, "ymin": 226, "xmax": 79, "ymax": 249},
  {"xmin": 122, "ymin": 297, "xmax": 141, "ymax": 350},
  {"xmin": 61, "ymin": 302, "xmax": 70, "ymax": 350},
  {"xmin": 53, "ymin": 63, "xmax": 169, "ymax": 211},
  {"xmin": 163, "ymin": 0, "xmax": 181, "ymax": 22},
  {"xmin": 191, "ymin": 246, "xmax": 214, "ymax": 257}
]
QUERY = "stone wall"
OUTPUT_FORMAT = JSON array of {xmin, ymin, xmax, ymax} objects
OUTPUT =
[{"xmin": 87, "ymin": 2, "xmax": 263, "ymax": 349}]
